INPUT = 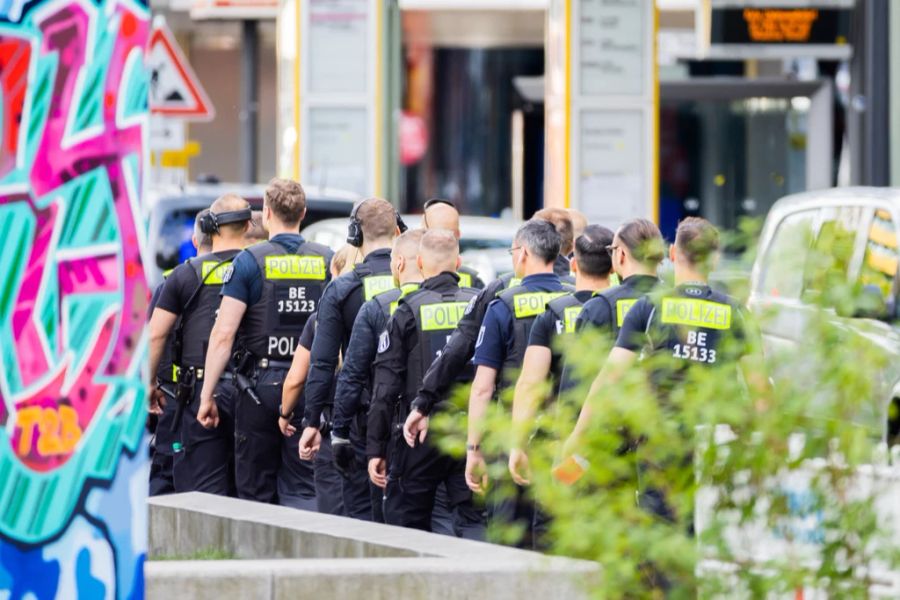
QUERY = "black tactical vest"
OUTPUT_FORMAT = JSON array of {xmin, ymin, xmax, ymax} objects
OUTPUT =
[
  {"xmin": 457, "ymin": 266, "xmax": 482, "ymax": 289},
  {"xmin": 402, "ymin": 286, "xmax": 478, "ymax": 402},
  {"xmin": 153, "ymin": 278, "xmax": 178, "ymax": 385},
  {"xmin": 374, "ymin": 283, "xmax": 421, "ymax": 320},
  {"xmin": 239, "ymin": 240, "xmax": 332, "ymax": 360},
  {"xmin": 546, "ymin": 293, "xmax": 587, "ymax": 337},
  {"xmin": 591, "ymin": 282, "xmax": 652, "ymax": 338},
  {"xmin": 179, "ymin": 250, "xmax": 240, "ymax": 368},
  {"xmin": 497, "ymin": 284, "xmax": 572, "ymax": 378}
]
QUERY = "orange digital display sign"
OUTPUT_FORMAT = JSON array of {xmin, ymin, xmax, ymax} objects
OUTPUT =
[{"xmin": 742, "ymin": 9, "xmax": 819, "ymax": 43}]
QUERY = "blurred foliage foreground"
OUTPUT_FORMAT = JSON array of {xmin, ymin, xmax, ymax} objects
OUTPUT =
[{"xmin": 433, "ymin": 223, "xmax": 900, "ymax": 598}]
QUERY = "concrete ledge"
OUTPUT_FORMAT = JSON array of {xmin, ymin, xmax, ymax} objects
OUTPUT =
[{"xmin": 147, "ymin": 493, "xmax": 600, "ymax": 599}]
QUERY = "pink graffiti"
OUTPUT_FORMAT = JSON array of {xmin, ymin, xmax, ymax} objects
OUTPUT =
[{"xmin": 0, "ymin": 3, "xmax": 149, "ymax": 471}]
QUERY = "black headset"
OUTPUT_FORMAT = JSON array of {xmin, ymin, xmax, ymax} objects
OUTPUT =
[
  {"xmin": 198, "ymin": 208, "xmax": 252, "ymax": 235},
  {"xmin": 346, "ymin": 198, "xmax": 408, "ymax": 247}
]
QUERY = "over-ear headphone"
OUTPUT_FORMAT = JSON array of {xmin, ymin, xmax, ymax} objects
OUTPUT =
[
  {"xmin": 346, "ymin": 198, "xmax": 408, "ymax": 248},
  {"xmin": 199, "ymin": 208, "xmax": 252, "ymax": 235}
]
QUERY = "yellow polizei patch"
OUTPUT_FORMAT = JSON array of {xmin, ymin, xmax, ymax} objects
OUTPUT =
[
  {"xmin": 265, "ymin": 255, "xmax": 326, "ymax": 280},
  {"xmin": 458, "ymin": 272, "xmax": 473, "ymax": 287},
  {"xmin": 616, "ymin": 298, "xmax": 637, "ymax": 327},
  {"xmin": 420, "ymin": 302, "xmax": 470, "ymax": 331},
  {"xmin": 512, "ymin": 292, "xmax": 567, "ymax": 319},
  {"xmin": 661, "ymin": 298, "xmax": 732, "ymax": 330},
  {"xmin": 563, "ymin": 305, "xmax": 582, "ymax": 333},
  {"xmin": 363, "ymin": 275, "xmax": 396, "ymax": 301},
  {"xmin": 201, "ymin": 261, "xmax": 232, "ymax": 285}
]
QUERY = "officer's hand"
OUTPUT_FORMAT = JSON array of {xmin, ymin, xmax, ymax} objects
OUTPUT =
[
  {"xmin": 403, "ymin": 409, "xmax": 429, "ymax": 448},
  {"xmin": 278, "ymin": 417, "xmax": 296, "ymax": 437},
  {"xmin": 368, "ymin": 457, "xmax": 387, "ymax": 489},
  {"xmin": 197, "ymin": 398, "xmax": 219, "ymax": 430},
  {"xmin": 148, "ymin": 386, "xmax": 165, "ymax": 415},
  {"xmin": 331, "ymin": 435, "xmax": 358, "ymax": 478},
  {"xmin": 561, "ymin": 432, "xmax": 580, "ymax": 460},
  {"xmin": 298, "ymin": 427, "xmax": 321, "ymax": 462},
  {"xmin": 465, "ymin": 449, "xmax": 489, "ymax": 494},
  {"xmin": 508, "ymin": 448, "xmax": 531, "ymax": 486}
]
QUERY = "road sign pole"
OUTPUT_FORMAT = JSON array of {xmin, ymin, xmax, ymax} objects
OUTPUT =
[{"xmin": 240, "ymin": 19, "xmax": 259, "ymax": 183}]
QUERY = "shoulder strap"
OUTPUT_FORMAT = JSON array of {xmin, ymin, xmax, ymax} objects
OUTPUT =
[{"xmin": 172, "ymin": 255, "xmax": 233, "ymax": 368}]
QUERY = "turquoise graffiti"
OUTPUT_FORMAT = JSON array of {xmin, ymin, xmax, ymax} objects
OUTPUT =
[{"xmin": 0, "ymin": 0, "xmax": 150, "ymax": 596}]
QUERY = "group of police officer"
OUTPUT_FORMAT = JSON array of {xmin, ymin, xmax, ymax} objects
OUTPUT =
[{"xmin": 147, "ymin": 177, "xmax": 762, "ymax": 548}]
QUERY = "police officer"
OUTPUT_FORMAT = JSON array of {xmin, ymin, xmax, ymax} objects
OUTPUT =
[
  {"xmin": 421, "ymin": 198, "xmax": 484, "ymax": 289},
  {"xmin": 280, "ymin": 250, "xmax": 359, "ymax": 517},
  {"xmin": 198, "ymin": 179, "xmax": 333, "ymax": 509},
  {"xmin": 565, "ymin": 217, "xmax": 768, "ymax": 451},
  {"xmin": 507, "ymin": 225, "xmax": 614, "ymax": 487},
  {"xmin": 148, "ymin": 209, "xmax": 214, "ymax": 496},
  {"xmin": 370, "ymin": 230, "xmax": 484, "ymax": 537},
  {"xmin": 533, "ymin": 208, "xmax": 576, "ymax": 281},
  {"xmin": 148, "ymin": 195, "xmax": 253, "ymax": 495},
  {"xmin": 404, "ymin": 211, "xmax": 574, "ymax": 438},
  {"xmin": 299, "ymin": 197, "xmax": 406, "ymax": 520},
  {"xmin": 331, "ymin": 228, "xmax": 425, "ymax": 521},
  {"xmin": 557, "ymin": 219, "xmax": 666, "ymax": 397}
]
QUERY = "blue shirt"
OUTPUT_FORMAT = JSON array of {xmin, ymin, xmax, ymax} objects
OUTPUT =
[
  {"xmin": 222, "ymin": 233, "xmax": 306, "ymax": 306},
  {"xmin": 473, "ymin": 273, "xmax": 564, "ymax": 371}
]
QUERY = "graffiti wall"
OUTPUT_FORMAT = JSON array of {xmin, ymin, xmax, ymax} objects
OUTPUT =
[{"xmin": 0, "ymin": 0, "xmax": 150, "ymax": 596}]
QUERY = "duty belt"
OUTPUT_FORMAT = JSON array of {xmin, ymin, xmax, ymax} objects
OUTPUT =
[
  {"xmin": 257, "ymin": 358, "xmax": 293, "ymax": 370},
  {"xmin": 173, "ymin": 366, "xmax": 236, "ymax": 382}
]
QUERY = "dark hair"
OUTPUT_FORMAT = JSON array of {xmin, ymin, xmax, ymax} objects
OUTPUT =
[
  {"xmin": 574, "ymin": 225, "xmax": 614, "ymax": 277},
  {"xmin": 617, "ymin": 218, "xmax": 665, "ymax": 265},
  {"xmin": 533, "ymin": 207, "xmax": 574, "ymax": 256},
  {"xmin": 515, "ymin": 219, "xmax": 561, "ymax": 264},
  {"xmin": 264, "ymin": 178, "xmax": 307, "ymax": 227},
  {"xmin": 675, "ymin": 217, "xmax": 719, "ymax": 270}
]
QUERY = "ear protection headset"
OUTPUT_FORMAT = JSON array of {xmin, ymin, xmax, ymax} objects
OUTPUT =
[
  {"xmin": 198, "ymin": 208, "xmax": 252, "ymax": 235},
  {"xmin": 346, "ymin": 198, "xmax": 408, "ymax": 247}
]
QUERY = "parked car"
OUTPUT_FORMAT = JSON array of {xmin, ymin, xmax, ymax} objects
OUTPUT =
[
  {"xmin": 301, "ymin": 215, "xmax": 521, "ymax": 283},
  {"xmin": 146, "ymin": 183, "xmax": 358, "ymax": 289},
  {"xmin": 748, "ymin": 187, "xmax": 900, "ymax": 443}
]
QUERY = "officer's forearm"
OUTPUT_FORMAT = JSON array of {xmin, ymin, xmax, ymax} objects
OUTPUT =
[
  {"xmin": 573, "ymin": 347, "xmax": 634, "ymax": 438},
  {"xmin": 282, "ymin": 347, "xmax": 311, "ymax": 416},
  {"xmin": 511, "ymin": 348, "xmax": 551, "ymax": 447},
  {"xmin": 467, "ymin": 366, "xmax": 497, "ymax": 446},
  {"xmin": 147, "ymin": 309, "xmax": 177, "ymax": 382},
  {"xmin": 201, "ymin": 325, "xmax": 235, "ymax": 401}
]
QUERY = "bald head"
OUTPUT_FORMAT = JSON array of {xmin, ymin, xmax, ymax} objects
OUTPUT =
[
  {"xmin": 423, "ymin": 201, "xmax": 461, "ymax": 239},
  {"xmin": 417, "ymin": 229, "xmax": 460, "ymax": 278}
]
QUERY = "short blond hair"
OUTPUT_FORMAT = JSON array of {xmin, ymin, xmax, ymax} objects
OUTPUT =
[
  {"xmin": 419, "ymin": 229, "xmax": 459, "ymax": 275},
  {"xmin": 331, "ymin": 244, "xmax": 362, "ymax": 277}
]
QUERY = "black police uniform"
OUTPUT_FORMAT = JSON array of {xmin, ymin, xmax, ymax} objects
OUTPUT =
[
  {"xmin": 616, "ymin": 282, "xmax": 754, "ymax": 521},
  {"xmin": 297, "ymin": 314, "xmax": 344, "ymax": 516},
  {"xmin": 156, "ymin": 249, "xmax": 241, "ymax": 496},
  {"xmin": 331, "ymin": 282, "xmax": 420, "ymax": 522},
  {"xmin": 528, "ymin": 289, "xmax": 594, "ymax": 389},
  {"xmin": 303, "ymin": 248, "xmax": 395, "ymax": 520},
  {"xmin": 369, "ymin": 272, "xmax": 484, "ymax": 537},
  {"xmin": 456, "ymin": 265, "xmax": 485, "ymax": 290},
  {"xmin": 148, "ymin": 278, "xmax": 178, "ymax": 496},
  {"xmin": 559, "ymin": 274, "xmax": 660, "ymax": 394},
  {"xmin": 473, "ymin": 272, "xmax": 572, "ymax": 547},
  {"xmin": 223, "ymin": 233, "xmax": 333, "ymax": 508}
]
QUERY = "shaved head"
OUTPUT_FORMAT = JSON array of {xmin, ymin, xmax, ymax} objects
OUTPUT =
[
  {"xmin": 423, "ymin": 202, "xmax": 461, "ymax": 239},
  {"xmin": 418, "ymin": 229, "xmax": 459, "ymax": 277},
  {"xmin": 209, "ymin": 193, "xmax": 250, "ymax": 237},
  {"xmin": 394, "ymin": 228, "xmax": 425, "ymax": 262}
]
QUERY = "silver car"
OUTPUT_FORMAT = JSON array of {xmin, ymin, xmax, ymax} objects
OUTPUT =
[{"xmin": 749, "ymin": 187, "xmax": 900, "ymax": 443}]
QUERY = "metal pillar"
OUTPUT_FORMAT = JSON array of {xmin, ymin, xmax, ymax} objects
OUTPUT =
[
  {"xmin": 240, "ymin": 19, "xmax": 259, "ymax": 183},
  {"xmin": 850, "ymin": 0, "xmax": 890, "ymax": 186}
]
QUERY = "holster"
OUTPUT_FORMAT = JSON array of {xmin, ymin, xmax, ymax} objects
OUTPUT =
[
  {"xmin": 231, "ymin": 350, "xmax": 260, "ymax": 405},
  {"xmin": 171, "ymin": 369, "xmax": 197, "ymax": 433}
]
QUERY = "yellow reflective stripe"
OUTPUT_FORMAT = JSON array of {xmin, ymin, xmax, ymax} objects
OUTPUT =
[
  {"xmin": 201, "ymin": 260, "xmax": 232, "ymax": 285},
  {"xmin": 509, "ymin": 277, "xmax": 522, "ymax": 288},
  {"xmin": 363, "ymin": 275, "xmax": 396, "ymax": 301},
  {"xmin": 563, "ymin": 305, "xmax": 582, "ymax": 333},
  {"xmin": 390, "ymin": 283, "xmax": 420, "ymax": 315},
  {"xmin": 162, "ymin": 268, "xmax": 174, "ymax": 278},
  {"xmin": 660, "ymin": 298, "xmax": 732, "ymax": 330},
  {"xmin": 512, "ymin": 292, "xmax": 567, "ymax": 319},
  {"xmin": 616, "ymin": 298, "xmax": 637, "ymax": 327},
  {"xmin": 264, "ymin": 255, "xmax": 327, "ymax": 280},
  {"xmin": 420, "ymin": 301, "xmax": 469, "ymax": 331},
  {"xmin": 458, "ymin": 272, "xmax": 472, "ymax": 287}
]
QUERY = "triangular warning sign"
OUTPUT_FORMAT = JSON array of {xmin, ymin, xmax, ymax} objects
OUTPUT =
[{"xmin": 147, "ymin": 18, "xmax": 215, "ymax": 121}]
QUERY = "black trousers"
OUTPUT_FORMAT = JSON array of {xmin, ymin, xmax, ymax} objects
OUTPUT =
[
  {"xmin": 313, "ymin": 437, "xmax": 345, "ymax": 516},
  {"xmin": 384, "ymin": 437, "xmax": 485, "ymax": 540},
  {"xmin": 148, "ymin": 388, "xmax": 178, "ymax": 496},
  {"xmin": 173, "ymin": 379, "xmax": 236, "ymax": 496},
  {"xmin": 234, "ymin": 367, "xmax": 316, "ymax": 507}
]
